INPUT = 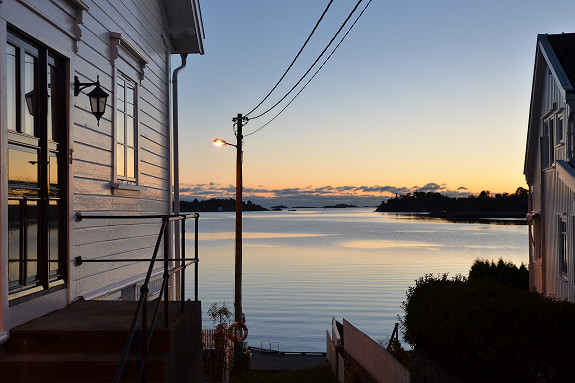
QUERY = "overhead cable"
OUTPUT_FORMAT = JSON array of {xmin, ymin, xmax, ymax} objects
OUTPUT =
[
  {"xmin": 245, "ymin": 0, "xmax": 335, "ymax": 117},
  {"xmin": 248, "ymin": 0, "xmax": 364, "ymax": 121},
  {"xmin": 244, "ymin": 0, "xmax": 372, "ymax": 138}
]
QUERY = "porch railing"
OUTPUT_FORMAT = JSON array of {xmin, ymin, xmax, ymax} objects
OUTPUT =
[{"xmin": 75, "ymin": 212, "xmax": 199, "ymax": 383}]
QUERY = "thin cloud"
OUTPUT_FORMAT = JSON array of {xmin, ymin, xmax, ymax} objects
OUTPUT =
[{"xmin": 179, "ymin": 182, "xmax": 476, "ymax": 208}]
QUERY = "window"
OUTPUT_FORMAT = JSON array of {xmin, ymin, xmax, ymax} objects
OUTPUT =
[
  {"xmin": 542, "ymin": 120, "xmax": 554, "ymax": 169},
  {"xmin": 7, "ymin": 30, "xmax": 67, "ymax": 299},
  {"xmin": 559, "ymin": 217, "xmax": 568, "ymax": 277},
  {"xmin": 569, "ymin": 119, "xmax": 575, "ymax": 161},
  {"xmin": 528, "ymin": 213, "xmax": 541, "ymax": 262},
  {"xmin": 557, "ymin": 117, "xmax": 563, "ymax": 145},
  {"xmin": 115, "ymin": 73, "xmax": 137, "ymax": 183}
]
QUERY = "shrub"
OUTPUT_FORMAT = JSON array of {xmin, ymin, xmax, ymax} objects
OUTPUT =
[
  {"xmin": 401, "ymin": 275, "xmax": 575, "ymax": 382},
  {"xmin": 468, "ymin": 258, "xmax": 528, "ymax": 289}
]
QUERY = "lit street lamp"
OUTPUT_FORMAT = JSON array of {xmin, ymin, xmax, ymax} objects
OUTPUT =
[{"xmin": 214, "ymin": 113, "xmax": 247, "ymax": 370}]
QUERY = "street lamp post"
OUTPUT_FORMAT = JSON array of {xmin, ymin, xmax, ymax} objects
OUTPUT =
[
  {"xmin": 232, "ymin": 114, "xmax": 243, "ymax": 332},
  {"xmin": 214, "ymin": 113, "xmax": 246, "ymax": 371}
]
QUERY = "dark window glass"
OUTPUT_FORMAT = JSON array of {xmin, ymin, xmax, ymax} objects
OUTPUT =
[{"xmin": 7, "ymin": 30, "xmax": 67, "ymax": 299}]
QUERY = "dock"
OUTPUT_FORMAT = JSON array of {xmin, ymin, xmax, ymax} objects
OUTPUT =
[{"xmin": 249, "ymin": 347, "xmax": 327, "ymax": 370}]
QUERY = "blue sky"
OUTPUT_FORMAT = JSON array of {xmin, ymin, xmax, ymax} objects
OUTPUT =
[{"xmin": 175, "ymin": 0, "xmax": 575, "ymax": 207}]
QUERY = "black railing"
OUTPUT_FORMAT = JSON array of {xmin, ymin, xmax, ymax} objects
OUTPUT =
[{"xmin": 75, "ymin": 212, "xmax": 199, "ymax": 383}]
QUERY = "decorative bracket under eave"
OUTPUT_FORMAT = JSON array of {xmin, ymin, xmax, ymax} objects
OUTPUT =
[
  {"xmin": 70, "ymin": 0, "xmax": 89, "ymax": 53},
  {"xmin": 110, "ymin": 32, "xmax": 149, "ymax": 82}
]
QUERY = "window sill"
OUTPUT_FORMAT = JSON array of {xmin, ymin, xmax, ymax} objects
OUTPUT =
[{"xmin": 110, "ymin": 182, "xmax": 147, "ymax": 191}]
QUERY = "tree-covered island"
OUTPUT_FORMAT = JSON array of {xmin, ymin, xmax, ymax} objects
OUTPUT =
[
  {"xmin": 375, "ymin": 187, "xmax": 527, "ymax": 220},
  {"xmin": 180, "ymin": 198, "xmax": 268, "ymax": 212}
]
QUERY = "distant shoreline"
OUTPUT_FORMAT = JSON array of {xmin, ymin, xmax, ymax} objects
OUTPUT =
[{"xmin": 378, "ymin": 210, "xmax": 527, "ymax": 224}]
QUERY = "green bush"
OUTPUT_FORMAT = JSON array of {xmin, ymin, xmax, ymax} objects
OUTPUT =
[
  {"xmin": 401, "ymin": 274, "xmax": 575, "ymax": 382},
  {"xmin": 468, "ymin": 258, "xmax": 528, "ymax": 289}
]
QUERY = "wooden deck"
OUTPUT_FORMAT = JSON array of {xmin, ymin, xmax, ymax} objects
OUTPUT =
[{"xmin": 0, "ymin": 300, "xmax": 203, "ymax": 382}]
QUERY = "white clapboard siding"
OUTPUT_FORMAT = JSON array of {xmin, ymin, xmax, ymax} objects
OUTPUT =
[
  {"xmin": 531, "ymin": 52, "xmax": 575, "ymax": 302},
  {"xmin": 70, "ymin": 0, "xmax": 170, "ymax": 297},
  {"xmin": 1, "ymin": 0, "xmax": 187, "ymax": 304}
]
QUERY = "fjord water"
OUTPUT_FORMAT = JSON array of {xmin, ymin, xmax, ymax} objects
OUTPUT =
[{"xmin": 184, "ymin": 208, "xmax": 527, "ymax": 351}]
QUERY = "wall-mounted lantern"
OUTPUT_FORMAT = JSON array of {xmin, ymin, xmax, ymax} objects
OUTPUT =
[{"xmin": 74, "ymin": 75, "xmax": 109, "ymax": 126}]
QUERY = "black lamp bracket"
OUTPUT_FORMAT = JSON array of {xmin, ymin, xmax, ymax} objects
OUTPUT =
[{"xmin": 74, "ymin": 75, "xmax": 100, "ymax": 96}]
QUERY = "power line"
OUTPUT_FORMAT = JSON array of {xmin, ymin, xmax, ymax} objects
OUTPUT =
[
  {"xmin": 245, "ymin": 0, "xmax": 334, "ymax": 117},
  {"xmin": 248, "ymin": 0, "xmax": 364, "ymax": 121},
  {"xmin": 244, "ymin": 0, "xmax": 372, "ymax": 138}
]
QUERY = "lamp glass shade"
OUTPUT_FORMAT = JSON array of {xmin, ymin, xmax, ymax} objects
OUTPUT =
[{"xmin": 87, "ymin": 84, "xmax": 108, "ymax": 124}]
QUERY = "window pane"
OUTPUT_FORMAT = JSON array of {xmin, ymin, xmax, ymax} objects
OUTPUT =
[
  {"xmin": 117, "ymin": 111, "xmax": 125, "ymax": 144},
  {"xmin": 7, "ymin": 44, "xmax": 17, "ymax": 132},
  {"xmin": 117, "ymin": 144, "xmax": 125, "ymax": 177},
  {"xmin": 26, "ymin": 200, "xmax": 39, "ymax": 286},
  {"xmin": 126, "ymin": 116, "xmax": 134, "ymax": 147},
  {"xmin": 117, "ymin": 81, "xmax": 125, "ymax": 112},
  {"xmin": 126, "ymin": 86, "xmax": 134, "ymax": 117},
  {"xmin": 49, "ymin": 154, "xmax": 59, "ymax": 195},
  {"xmin": 9, "ymin": 146, "xmax": 38, "ymax": 189},
  {"xmin": 8, "ymin": 199, "xmax": 21, "ymax": 289},
  {"xmin": 48, "ymin": 62, "xmax": 60, "ymax": 141},
  {"xmin": 23, "ymin": 53, "xmax": 36, "ymax": 136},
  {"xmin": 127, "ymin": 147, "xmax": 135, "ymax": 179},
  {"xmin": 48, "ymin": 200, "xmax": 60, "ymax": 278}
]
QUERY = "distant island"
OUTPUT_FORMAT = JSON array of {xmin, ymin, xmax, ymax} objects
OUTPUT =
[
  {"xmin": 180, "ymin": 198, "xmax": 267, "ymax": 212},
  {"xmin": 322, "ymin": 204, "xmax": 358, "ymax": 209},
  {"xmin": 375, "ymin": 188, "xmax": 527, "ymax": 221}
]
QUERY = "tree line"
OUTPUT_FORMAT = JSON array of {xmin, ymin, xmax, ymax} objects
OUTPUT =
[
  {"xmin": 375, "ymin": 187, "xmax": 527, "ymax": 216},
  {"xmin": 180, "ymin": 198, "xmax": 267, "ymax": 212}
]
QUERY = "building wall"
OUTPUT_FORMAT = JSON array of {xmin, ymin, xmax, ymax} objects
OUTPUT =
[
  {"xmin": 0, "ymin": 0, "xmax": 175, "ymax": 331},
  {"xmin": 529, "ymin": 49, "xmax": 575, "ymax": 302},
  {"xmin": 70, "ymin": 0, "xmax": 172, "ymax": 299}
]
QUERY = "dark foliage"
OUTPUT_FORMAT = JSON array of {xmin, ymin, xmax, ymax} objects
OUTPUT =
[
  {"xmin": 180, "ymin": 198, "xmax": 268, "ymax": 212},
  {"xmin": 468, "ymin": 258, "xmax": 529, "ymax": 289},
  {"xmin": 376, "ymin": 187, "xmax": 527, "ymax": 216},
  {"xmin": 401, "ymin": 274, "xmax": 575, "ymax": 382}
]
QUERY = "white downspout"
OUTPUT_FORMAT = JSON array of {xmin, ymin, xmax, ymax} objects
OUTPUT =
[{"xmin": 172, "ymin": 54, "xmax": 188, "ymax": 301}]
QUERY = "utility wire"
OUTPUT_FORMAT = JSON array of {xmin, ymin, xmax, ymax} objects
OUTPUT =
[
  {"xmin": 248, "ymin": 0, "xmax": 364, "ymax": 121},
  {"xmin": 244, "ymin": 0, "xmax": 372, "ymax": 138},
  {"xmin": 245, "ymin": 0, "xmax": 334, "ymax": 118}
]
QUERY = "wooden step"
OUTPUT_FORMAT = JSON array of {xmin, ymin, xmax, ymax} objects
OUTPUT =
[
  {"xmin": 7, "ymin": 328, "xmax": 172, "ymax": 354},
  {"xmin": 0, "ymin": 352, "xmax": 168, "ymax": 383}
]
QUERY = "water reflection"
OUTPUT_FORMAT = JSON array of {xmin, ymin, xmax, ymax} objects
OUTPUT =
[
  {"xmin": 199, "ymin": 232, "xmax": 332, "ymax": 240},
  {"xmin": 341, "ymin": 240, "xmax": 443, "ymax": 249},
  {"xmin": 187, "ymin": 208, "xmax": 528, "ymax": 351}
]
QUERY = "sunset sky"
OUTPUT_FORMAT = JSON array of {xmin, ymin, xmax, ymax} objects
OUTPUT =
[{"xmin": 175, "ymin": 0, "xmax": 575, "ymax": 207}]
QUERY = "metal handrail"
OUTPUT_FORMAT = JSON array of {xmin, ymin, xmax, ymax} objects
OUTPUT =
[{"xmin": 74, "ymin": 212, "xmax": 199, "ymax": 383}]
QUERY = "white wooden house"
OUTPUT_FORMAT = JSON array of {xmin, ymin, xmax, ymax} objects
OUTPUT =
[
  {"xmin": 0, "ymin": 0, "xmax": 204, "ymax": 350},
  {"xmin": 525, "ymin": 33, "xmax": 575, "ymax": 301}
]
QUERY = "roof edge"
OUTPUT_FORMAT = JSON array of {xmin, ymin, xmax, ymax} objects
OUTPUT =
[{"xmin": 538, "ymin": 34, "xmax": 574, "ymax": 92}]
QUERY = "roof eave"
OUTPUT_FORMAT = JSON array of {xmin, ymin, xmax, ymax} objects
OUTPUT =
[
  {"xmin": 164, "ymin": 0, "xmax": 205, "ymax": 55},
  {"xmin": 539, "ymin": 34, "xmax": 574, "ymax": 92}
]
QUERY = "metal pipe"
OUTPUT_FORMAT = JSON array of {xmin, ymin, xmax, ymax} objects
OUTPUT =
[{"xmin": 172, "ymin": 54, "xmax": 188, "ymax": 303}]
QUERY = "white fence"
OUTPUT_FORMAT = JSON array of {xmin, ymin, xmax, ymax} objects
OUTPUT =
[{"xmin": 327, "ymin": 318, "xmax": 410, "ymax": 383}]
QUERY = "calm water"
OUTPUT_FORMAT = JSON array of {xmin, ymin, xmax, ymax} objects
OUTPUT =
[{"xmin": 183, "ymin": 208, "xmax": 528, "ymax": 352}]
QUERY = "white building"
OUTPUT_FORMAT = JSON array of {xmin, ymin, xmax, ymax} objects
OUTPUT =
[
  {"xmin": 0, "ymin": 0, "xmax": 203, "ymax": 346},
  {"xmin": 525, "ymin": 33, "xmax": 575, "ymax": 300}
]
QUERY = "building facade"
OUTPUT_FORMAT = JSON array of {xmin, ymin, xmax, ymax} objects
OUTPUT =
[
  {"xmin": 525, "ymin": 33, "xmax": 575, "ymax": 301},
  {"xmin": 0, "ymin": 0, "xmax": 203, "ymax": 344}
]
